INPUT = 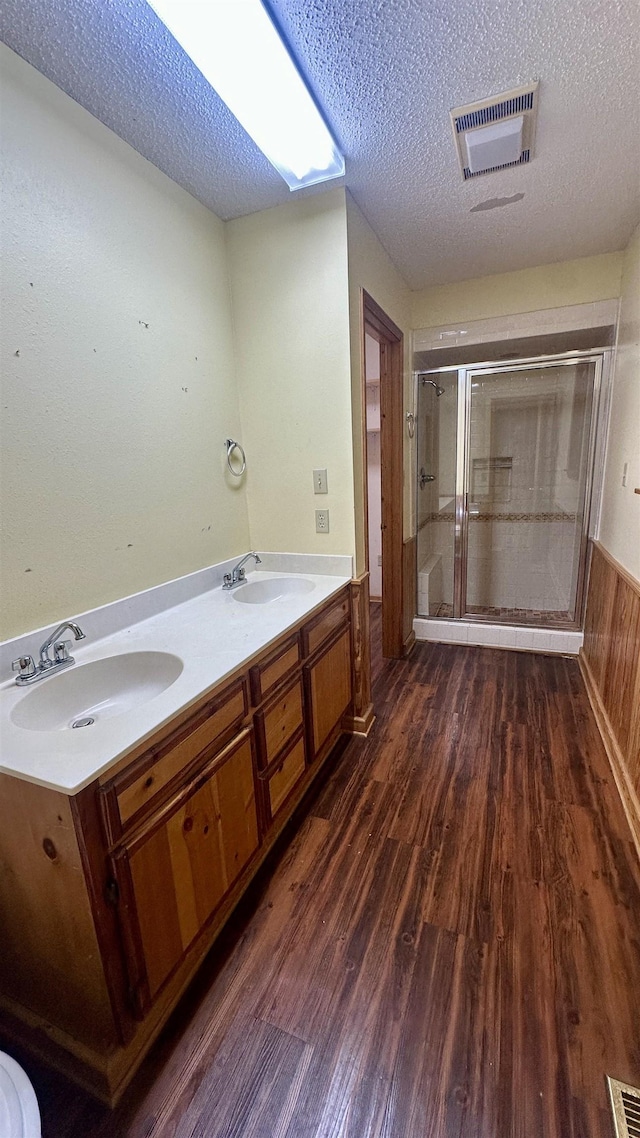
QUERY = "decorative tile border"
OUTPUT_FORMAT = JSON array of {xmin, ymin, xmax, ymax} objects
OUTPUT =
[{"xmin": 421, "ymin": 511, "xmax": 578, "ymax": 524}]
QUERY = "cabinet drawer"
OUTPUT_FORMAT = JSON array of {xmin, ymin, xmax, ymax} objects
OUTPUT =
[
  {"xmin": 303, "ymin": 592, "xmax": 350, "ymax": 657},
  {"xmin": 101, "ymin": 678, "xmax": 248, "ymax": 842},
  {"xmin": 250, "ymin": 635, "xmax": 301, "ymax": 705},
  {"xmin": 256, "ymin": 676, "xmax": 304, "ymax": 771},
  {"xmin": 264, "ymin": 737, "xmax": 306, "ymax": 820}
]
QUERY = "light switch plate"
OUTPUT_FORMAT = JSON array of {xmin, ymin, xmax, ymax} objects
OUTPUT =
[
  {"xmin": 315, "ymin": 509, "xmax": 330, "ymax": 533},
  {"xmin": 313, "ymin": 468, "xmax": 328, "ymax": 494}
]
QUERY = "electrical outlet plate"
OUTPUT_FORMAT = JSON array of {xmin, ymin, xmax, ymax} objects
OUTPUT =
[
  {"xmin": 313, "ymin": 468, "xmax": 328, "ymax": 494},
  {"xmin": 315, "ymin": 509, "xmax": 330, "ymax": 533}
]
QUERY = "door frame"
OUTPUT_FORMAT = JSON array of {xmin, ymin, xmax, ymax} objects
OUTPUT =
[{"xmin": 361, "ymin": 291, "xmax": 405, "ymax": 658}]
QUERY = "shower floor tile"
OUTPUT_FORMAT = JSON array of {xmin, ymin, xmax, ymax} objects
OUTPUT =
[{"xmin": 428, "ymin": 602, "xmax": 572, "ymax": 625}]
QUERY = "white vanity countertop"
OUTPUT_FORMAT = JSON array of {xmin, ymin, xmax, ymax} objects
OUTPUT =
[{"xmin": 0, "ymin": 566, "xmax": 351, "ymax": 795}]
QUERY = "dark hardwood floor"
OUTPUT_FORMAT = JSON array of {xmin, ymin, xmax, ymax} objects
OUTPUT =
[{"xmin": 18, "ymin": 607, "xmax": 640, "ymax": 1136}]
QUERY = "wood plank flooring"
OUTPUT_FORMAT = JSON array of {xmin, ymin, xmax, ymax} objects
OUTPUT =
[{"xmin": 15, "ymin": 609, "xmax": 640, "ymax": 1136}]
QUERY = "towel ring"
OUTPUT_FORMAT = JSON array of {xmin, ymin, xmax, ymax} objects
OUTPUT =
[
  {"xmin": 225, "ymin": 438, "xmax": 246, "ymax": 477},
  {"xmin": 406, "ymin": 411, "xmax": 415, "ymax": 439}
]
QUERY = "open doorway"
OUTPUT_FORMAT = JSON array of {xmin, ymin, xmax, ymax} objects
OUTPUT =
[{"xmin": 362, "ymin": 292, "xmax": 405, "ymax": 660}]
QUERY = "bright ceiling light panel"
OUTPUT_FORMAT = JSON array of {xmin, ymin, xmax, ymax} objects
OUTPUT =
[{"xmin": 147, "ymin": 0, "xmax": 345, "ymax": 190}]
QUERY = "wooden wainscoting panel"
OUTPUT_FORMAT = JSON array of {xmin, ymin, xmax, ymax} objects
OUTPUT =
[
  {"xmin": 402, "ymin": 535, "xmax": 417, "ymax": 657},
  {"xmin": 580, "ymin": 540, "xmax": 640, "ymax": 859}
]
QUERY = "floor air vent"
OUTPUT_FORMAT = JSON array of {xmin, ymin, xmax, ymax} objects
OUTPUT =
[
  {"xmin": 608, "ymin": 1077, "xmax": 640, "ymax": 1138},
  {"xmin": 450, "ymin": 82, "xmax": 538, "ymax": 182}
]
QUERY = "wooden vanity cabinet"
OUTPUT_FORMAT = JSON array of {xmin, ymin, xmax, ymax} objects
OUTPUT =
[{"xmin": 0, "ymin": 584, "xmax": 357, "ymax": 1105}]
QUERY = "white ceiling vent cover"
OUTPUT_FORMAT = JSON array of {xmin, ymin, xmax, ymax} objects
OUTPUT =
[{"xmin": 451, "ymin": 82, "xmax": 539, "ymax": 181}]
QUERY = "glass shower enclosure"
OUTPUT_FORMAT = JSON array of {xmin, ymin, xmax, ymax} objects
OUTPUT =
[{"xmin": 415, "ymin": 353, "xmax": 603, "ymax": 628}]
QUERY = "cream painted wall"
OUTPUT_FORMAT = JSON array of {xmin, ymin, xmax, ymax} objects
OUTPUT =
[
  {"xmin": 599, "ymin": 225, "xmax": 640, "ymax": 580},
  {"xmin": 226, "ymin": 189, "xmax": 355, "ymax": 560},
  {"xmin": 0, "ymin": 46, "xmax": 249, "ymax": 640},
  {"xmin": 411, "ymin": 251, "xmax": 623, "ymax": 328},
  {"xmin": 345, "ymin": 193, "xmax": 412, "ymax": 571}
]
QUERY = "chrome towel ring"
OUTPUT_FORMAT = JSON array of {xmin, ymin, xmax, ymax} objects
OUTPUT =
[
  {"xmin": 406, "ymin": 411, "xmax": 415, "ymax": 439},
  {"xmin": 225, "ymin": 438, "xmax": 246, "ymax": 477}
]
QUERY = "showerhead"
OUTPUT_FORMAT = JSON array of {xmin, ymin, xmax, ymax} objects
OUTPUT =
[{"xmin": 420, "ymin": 376, "xmax": 445, "ymax": 396}]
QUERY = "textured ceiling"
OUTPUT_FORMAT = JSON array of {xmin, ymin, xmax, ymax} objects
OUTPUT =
[{"xmin": 1, "ymin": 0, "xmax": 639, "ymax": 289}]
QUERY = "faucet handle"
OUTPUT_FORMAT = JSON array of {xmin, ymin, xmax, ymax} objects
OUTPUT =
[
  {"xmin": 12, "ymin": 655, "xmax": 37, "ymax": 679},
  {"xmin": 54, "ymin": 641, "xmax": 72, "ymax": 663}
]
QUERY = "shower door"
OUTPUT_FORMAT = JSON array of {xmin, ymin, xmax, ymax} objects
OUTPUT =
[
  {"xmin": 415, "ymin": 370, "xmax": 459, "ymax": 618},
  {"xmin": 462, "ymin": 358, "xmax": 598, "ymax": 625},
  {"xmin": 416, "ymin": 353, "xmax": 601, "ymax": 628}
]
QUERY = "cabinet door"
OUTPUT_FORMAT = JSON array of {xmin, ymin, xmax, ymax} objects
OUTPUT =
[
  {"xmin": 112, "ymin": 729, "xmax": 259, "ymax": 1013},
  {"xmin": 304, "ymin": 627, "xmax": 352, "ymax": 761}
]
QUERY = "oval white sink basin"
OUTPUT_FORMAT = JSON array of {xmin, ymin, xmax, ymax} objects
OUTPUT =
[
  {"xmin": 233, "ymin": 577, "xmax": 315, "ymax": 605},
  {"xmin": 10, "ymin": 651, "xmax": 184, "ymax": 732}
]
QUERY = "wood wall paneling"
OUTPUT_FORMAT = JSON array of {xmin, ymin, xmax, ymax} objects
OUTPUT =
[{"xmin": 580, "ymin": 540, "xmax": 640, "ymax": 859}]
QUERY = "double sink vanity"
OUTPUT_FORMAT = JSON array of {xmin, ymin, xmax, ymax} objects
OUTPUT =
[{"xmin": 0, "ymin": 554, "xmax": 365, "ymax": 1103}]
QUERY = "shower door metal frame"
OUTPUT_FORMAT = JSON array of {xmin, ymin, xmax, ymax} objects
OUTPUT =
[{"xmin": 418, "ymin": 348, "xmax": 610, "ymax": 629}]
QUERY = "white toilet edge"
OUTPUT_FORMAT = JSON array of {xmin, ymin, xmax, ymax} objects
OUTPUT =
[{"xmin": 0, "ymin": 1051, "xmax": 41, "ymax": 1138}]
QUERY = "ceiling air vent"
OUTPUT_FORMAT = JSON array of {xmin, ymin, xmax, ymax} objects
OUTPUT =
[
  {"xmin": 451, "ymin": 82, "xmax": 539, "ymax": 181},
  {"xmin": 608, "ymin": 1077, "xmax": 640, "ymax": 1138}
]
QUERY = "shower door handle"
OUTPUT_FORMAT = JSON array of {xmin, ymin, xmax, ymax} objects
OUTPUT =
[{"xmin": 419, "ymin": 468, "xmax": 436, "ymax": 488}]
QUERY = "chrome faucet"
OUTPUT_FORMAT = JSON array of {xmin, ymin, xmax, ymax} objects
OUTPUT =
[
  {"xmin": 223, "ymin": 552, "xmax": 262, "ymax": 590},
  {"xmin": 12, "ymin": 621, "xmax": 86, "ymax": 685}
]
